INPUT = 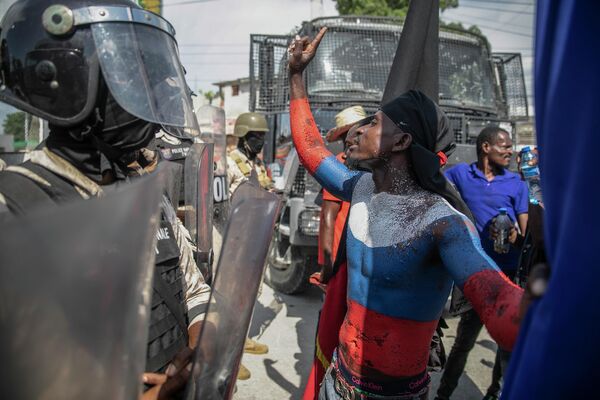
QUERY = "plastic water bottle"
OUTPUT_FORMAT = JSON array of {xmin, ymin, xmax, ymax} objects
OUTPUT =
[
  {"xmin": 494, "ymin": 208, "xmax": 512, "ymax": 254},
  {"xmin": 520, "ymin": 146, "xmax": 542, "ymax": 205}
]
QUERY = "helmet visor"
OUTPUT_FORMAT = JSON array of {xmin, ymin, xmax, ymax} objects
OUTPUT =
[{"xmin": 91, "ymin": 22, "xmax": 199, "ymax": 136}]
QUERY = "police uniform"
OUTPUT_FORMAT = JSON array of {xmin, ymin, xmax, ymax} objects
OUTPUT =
[
  {"xmin": 227, "ymin": 148, "xmax": 273, "ymax": 196},
  {"xmin": 0, "ymin": 147, "xmax": 211, "ymax": 373},
  {"xmin": 149, "ymin": 130, "xmax": 193, "ymax": 205}
]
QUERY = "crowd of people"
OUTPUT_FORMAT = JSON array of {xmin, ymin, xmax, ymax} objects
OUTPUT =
[{"xmin": 0, "ymin": 0, "xmax": 597, "ymax": 399}]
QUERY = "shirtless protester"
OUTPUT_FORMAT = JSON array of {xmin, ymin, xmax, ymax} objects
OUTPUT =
[{"xmin": 288, "ymin": 28, "xmax": 523, "ymax": 400}]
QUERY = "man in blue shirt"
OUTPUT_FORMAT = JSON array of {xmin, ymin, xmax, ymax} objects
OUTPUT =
[{"xmin": 435, "ymin": 126, "xmax": 528, "ymax": 400}]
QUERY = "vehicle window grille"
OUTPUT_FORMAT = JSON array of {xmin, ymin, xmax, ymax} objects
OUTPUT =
[
  {"xmin": 492, "ymin": 53, "xmax": 529, "ymax": 119},
  {"xmin": 250, "ymin": 17, "xmax": 503, "ymax": 115},
  {"xmin": 290, "ymin": 165, "xmax": 306, "ymax": 198}
]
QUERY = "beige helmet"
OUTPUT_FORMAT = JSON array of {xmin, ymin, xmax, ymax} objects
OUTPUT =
[
  {"xmin": 233, "ymin": 112, "xmax": 269, "ymax": 138},
  {"xmin": 325, "ymin": 105, "xmax": 367, "ymax": 143}
]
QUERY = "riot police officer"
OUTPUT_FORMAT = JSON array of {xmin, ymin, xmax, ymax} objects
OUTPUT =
[
  {"xmin": 0, "ymin": 0, "xmax": 209, "ymax": 397},
  {"xmin": 227, "ymin": 112, "xmax": 273, "ymax": 195}
]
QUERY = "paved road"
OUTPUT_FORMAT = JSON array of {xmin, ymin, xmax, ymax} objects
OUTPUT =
[{"xmin": 235, "ymin": 283, "xmax": 501, "ymax": 400}]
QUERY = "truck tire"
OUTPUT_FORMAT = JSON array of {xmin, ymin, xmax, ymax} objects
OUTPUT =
[{"xmin": 265, "ymin": 234, "xmax": 314, "ymax": 295}]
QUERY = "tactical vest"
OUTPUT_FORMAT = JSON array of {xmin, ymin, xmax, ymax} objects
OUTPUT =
[
  {"xmin": 0, "ymin": 162, "xmax": 189, "ymax": 373},
  {"xmin": 229, "ymin": 150, "xmax": 272, "ymax": 189},
  {"xmin": 149, "ymin": 136, "xmax": 192, "ymax": 206},
  {"xmin": 148, "ymin": 208, "xmax": 189, "ymax": 372}
]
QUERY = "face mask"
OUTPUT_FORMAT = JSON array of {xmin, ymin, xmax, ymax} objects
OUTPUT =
[{"xmin": 244, "ymin": 132, "xmax": 266, "ymax": 154}]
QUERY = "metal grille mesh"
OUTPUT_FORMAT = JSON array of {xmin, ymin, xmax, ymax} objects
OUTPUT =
[
  {"xmin": 250, "ymin": 17, "xmax": 501, "ymax": 115},
  {"xmin": 290, "ymin": 165, "xmax": 306, "ymax": 198},
  {"xmin": 493, "ymin": 53, "xmax": 529, "ymax": 119},
  {"xmin": 447, "ymin": 113, "xmax": 517, "ymax": 145},
  {"xmin": 249, "ymin": 35, "xmax": 291, "ymax": 114}
]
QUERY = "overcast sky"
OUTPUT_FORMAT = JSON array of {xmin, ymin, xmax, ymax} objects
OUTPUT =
[
  {"xmin": 163, "ymin": 0, "xmax": 535, "ymax": 109},
  {"xmin": 0, "ymin": 0, "xmax": 535, "ymax": 112}
]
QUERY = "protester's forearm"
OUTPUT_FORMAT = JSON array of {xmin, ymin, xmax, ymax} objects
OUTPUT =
[
  {"xmin": 439, "ymin": 214, "xmax": 523, "ymax": 351},
  {"xmin": 288, "ymin": 69, "xmax": 326, "ymax": 176},
  {"xmin": 289, "ymin": 95, "xmax": 359, "ymax": 201},
  {"xmin": 290, "ymin": 72, "xmax": 307, "ymax": 100},
  {"xmin": 463, "ymin": 271, "xmax": 522, "ymax": 351}
]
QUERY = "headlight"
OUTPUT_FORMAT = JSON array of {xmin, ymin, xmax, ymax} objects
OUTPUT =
[{"xmin": 299, "ymin": 209, "xmax": 320, "ymax": 236}]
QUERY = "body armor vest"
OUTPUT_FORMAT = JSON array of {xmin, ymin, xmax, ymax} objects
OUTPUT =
[
  {"xmin": 149, "ymin": 137, "xmax": 193, "ymax": 206},
  {"xmin": 0, "ymin": 163, "xmax": 189, "ymax": 373},
  {"xmin": 229, "ymin": 149, "xmax": 272, "ymax": 189}
]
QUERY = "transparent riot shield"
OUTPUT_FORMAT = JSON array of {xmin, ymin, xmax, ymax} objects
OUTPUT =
[
  {"xmin": 0, "ymin": 174, "xmax": 162, "ymax": 400},
  {"xmin": 160, "ymin": 160, "xmax": 184, "ymax": 208},
  {"xmin": 184, "ymin": 142, "xmax": 214, "ymax": 278},
  {"xmin": 186, "ymin": 181, "xmax": 281, "ymax": 400},
  {"xmin": 197, "ymin": 105, "xmax": 230, "ymax": 268}
]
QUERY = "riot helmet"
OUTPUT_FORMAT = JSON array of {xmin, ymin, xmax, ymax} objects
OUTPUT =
[
  {"xmin": 0, "ymin": 0, "xmax": 199, "ymax": 137},
  {"xmin": 234, "ymin": 112, "xmax": 268, "ymax": 157},
  {"xmin": 233, "ymin": 112, "xmax": 268, "ymax": 138}
]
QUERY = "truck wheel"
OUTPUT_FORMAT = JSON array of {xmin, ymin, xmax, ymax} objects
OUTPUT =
[{"xmin": 265, "ymin": 234, "xmax": 313, "ymax": 295}]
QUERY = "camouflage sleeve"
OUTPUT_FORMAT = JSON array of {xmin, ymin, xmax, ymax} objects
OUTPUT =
[
  {"xmin": 171, "ymin": 216, "xmax": 212, "ymax": 326},
  {"xmin": 227, "ymin": 156, "xmax": 247, "ymax": 197}
]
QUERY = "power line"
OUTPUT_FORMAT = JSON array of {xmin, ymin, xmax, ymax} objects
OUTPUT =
[
  {"xmin": 442, "ymin": 17, "xmax": 533, "ymax": 37},
  {"xmin": 449, "ymin": 11, "xmax": 533, "ymax": 30},
  {"xmin": 458, "ymin": 3, "xmax": 535, "ymax": 15},
  {"xmin": 461, "ymin": 0, "xmax": 534, "ymax": 6},
  {"xmin": 446, "ymin": 15, "xmax": 533, "ymax": 35}
]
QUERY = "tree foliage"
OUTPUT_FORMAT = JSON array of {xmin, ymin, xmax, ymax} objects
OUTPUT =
[
  {"xmin": 335, "ymin": 1, "xmax": 486, "ymax": 48},
  {"xmin": 336, "ymin": 0, "xmax": 459, "ymax": 18},
  {"xmin": 203, "ymin": 90, "xmax": 217, "ymax": 105},
  {"xmin": 442, "ymin": 21, "xmax": 482, "ymax": 36},
  {"xmin": 2, "ymin": 112, "xmax": 25, "ymax": 141}
]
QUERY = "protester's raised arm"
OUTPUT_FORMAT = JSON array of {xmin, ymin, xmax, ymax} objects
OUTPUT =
[{"xmin": 288, "ymin": 29, "xmax": 360, "ymax": 201}]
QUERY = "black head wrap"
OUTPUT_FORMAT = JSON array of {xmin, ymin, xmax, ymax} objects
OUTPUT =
[{"xmin": 380, "ymin": 90, "xmax": 474, "ymax": 222}]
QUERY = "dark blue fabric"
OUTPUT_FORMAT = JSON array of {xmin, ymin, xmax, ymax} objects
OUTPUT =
[
  {"xmin": 502, "ymin": 1, "xmax": 600, "ymax": 398},
  {"xmin": 444, "ymin": 163, "xmax": 528, "ymax": 271}
]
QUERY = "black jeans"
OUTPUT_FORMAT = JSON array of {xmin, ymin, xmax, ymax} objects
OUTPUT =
[{"xmin": 436, "ymin": 309, "xmax": 511, "ymax": 399}]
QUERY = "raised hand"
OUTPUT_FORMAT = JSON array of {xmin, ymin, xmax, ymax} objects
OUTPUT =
[{"xmin": 288, "ymin": 27, "xmax": 327, "ymax": 75}]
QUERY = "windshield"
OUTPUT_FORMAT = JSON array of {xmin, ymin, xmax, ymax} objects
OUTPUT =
[
  {"xmin": 439, "ymin": 31, "xmax": 497, "ymax": 110},
  {"xmin": 306, "ymin": 30, "xmax": 398, "ymax": 102},
  {"xmin": 303, "ymin": 22, "xmax": 497, "ymax": 111}
]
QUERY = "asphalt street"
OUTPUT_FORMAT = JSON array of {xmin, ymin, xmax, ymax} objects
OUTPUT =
[{"xmin": 234, "ymin": 283, "xmax": 500, "ymax": 400}]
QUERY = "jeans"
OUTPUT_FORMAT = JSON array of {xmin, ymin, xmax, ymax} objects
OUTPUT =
[
  {"xmin": 436, "ymin": 309, "xmax": 511, "ymax": 399},
  {"xmin": 318, "ymin": 367, "xmax": 339, "ymax": 400}
]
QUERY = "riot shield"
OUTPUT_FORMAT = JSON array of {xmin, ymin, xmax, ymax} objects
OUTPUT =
[
  {"xmin": 197, "ymin": 105, "xmax": 230, "ymax": 268},
  {"xmin": 186, "ymin": 181, "xmax": 281, "ymax": 400},
  {"xmin": 160, "ymin": 160, "xmax": 184, "ymax": 208},
  {"xmin": 184, "ymin": 142, "xmax": 215, "ymax": 278},
  {"xmin": 0, "ymin": 174, "xmax": 162, "ymax": 400}
]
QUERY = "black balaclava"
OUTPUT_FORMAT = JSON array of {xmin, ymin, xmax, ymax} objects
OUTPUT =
[
  {"xmin": 46, "ymin": 86, "xmax": 159, "ymax": 182},
  {"xmin": 238, "ymin": 131, "xmax": 265, "ymax": 160},
  {"xmin": 380, "ymin": 90, "xmax": 474, "ymax": 221}
]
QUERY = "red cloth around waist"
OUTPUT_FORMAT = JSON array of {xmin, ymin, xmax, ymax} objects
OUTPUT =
[{"xmin": 338, "ymin": 300, "xmax": 438, "ymax": 378}]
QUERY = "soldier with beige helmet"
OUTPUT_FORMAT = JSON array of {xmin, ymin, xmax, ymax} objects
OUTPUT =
[
  {"xmin": 226, "ymin": 112, "xmax": 272, "ymax": 381},
  {"xmin": 227, "ymin": 112, "xmax": 273, "ymax": 196}
]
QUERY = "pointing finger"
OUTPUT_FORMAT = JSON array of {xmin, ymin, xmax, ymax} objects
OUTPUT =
[{"xmin": 311, "ymin": 27, "xmax": 328, "ymax": 50}]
